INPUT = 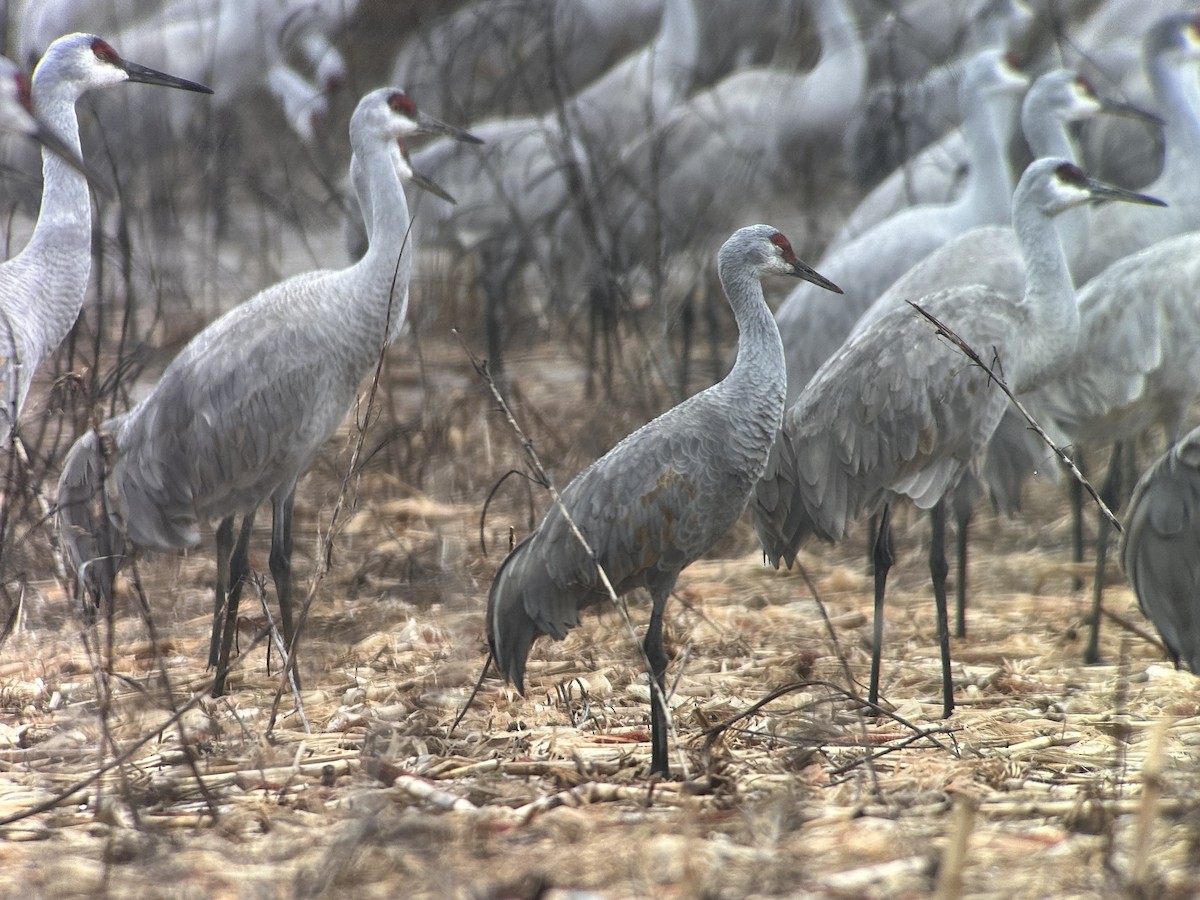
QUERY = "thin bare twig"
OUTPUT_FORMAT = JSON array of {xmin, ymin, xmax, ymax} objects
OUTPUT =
[{"xmin": 906, "ymin": 300, "xmax": 1121, "ymax": 532}]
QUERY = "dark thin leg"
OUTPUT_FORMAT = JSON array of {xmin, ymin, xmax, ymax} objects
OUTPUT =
[
  {"xmin": 865, "ymin": 512, "xmax": 879, "ymax": 577},
  {"xmin": 1085, "ymin": 443, "xmax": 1124, "ymax": 665},
  {"xmin": 954, "ymin": 504, "xmax": 971, "ymax": 639},
  {"xmin": 209, "ymin": 517, "xmax": 235, "ymax": 669},
  {"xmin": 868, "ymin": 504, "xmax": 894, "ymax": 709},
  {"xmin": 644, "ymin": 587, "xmax": 671, "ymax": 777},
  {"xmin": 929, "ymin": 500, "xmax": 955, "ymax": 718},
  {"xmin": 212, "ymin": 511, "xmax": 256, "ymax": 697},
  {"xmin": 270, "ymin": 488, "xmax": 297, "ymax": 683},
  {"xmin": 1070, "ymin": 451, "xmax": 1087, "ymax": 592}
]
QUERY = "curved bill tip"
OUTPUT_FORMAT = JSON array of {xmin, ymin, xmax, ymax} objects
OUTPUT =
[
  {"xmin": 410, "ymin": 170, "xmax": 457, "ymax": 204},
  {"xmin": 122, "ymin": 59, "xmax": 214, "ymax": 94},
  {"xmin": 793, "ymin": 261, "xmax": 843, "ymax": 294}
]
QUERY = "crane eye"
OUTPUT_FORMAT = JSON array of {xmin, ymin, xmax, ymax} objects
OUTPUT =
[
  {"xmin": 770, "ymin": 232, "xmax": 798, "ymax": 263},
  {"xmin": 1054, "ymin": 161, "xmax": 1087, "ymax": 187},
  {"xmin": 91, "ymin": 39, "xmax": 121, "ymax": 66},
  {"xmin": 388, "ymin": 92, "xmax": 416, "ymax": 118}
]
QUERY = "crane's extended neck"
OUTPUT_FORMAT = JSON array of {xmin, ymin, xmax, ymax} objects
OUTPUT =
[
  {"xmin": 351, "ymin": 137, "xmax": 415, "ymax": 344},
  {"xmin": 719, "ymin": 254, "xmax": 786, "ymax": 434},
  {"xmin": 1011, "ymin": 182, "xmax": 1078, "ymax": 391},
  {"xmin": 957, "ymin": 76, "xmax": 1020, "ymax": 230},
  {"xmin": 1148, "ymin": 53, "xmax": 1200, "ymax": 190},
  {"xmin": 14, "ymin": 66, "xmax": 93, "ymax": 343}
]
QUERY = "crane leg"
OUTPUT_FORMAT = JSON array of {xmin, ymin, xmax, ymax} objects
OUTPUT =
[
  {"xmin": 954, "ymin": 503, "xmax": 971, "ymax": 639},
  {"xmin": 644, "ymin": 588, "xmax": 672, "ymax": 777},
  {"xmin": 1069, "ymin": 450, "xmax": 1087, "ymax": 592},
  {"xmin": 1085, "ymin": 442, "xmax": 1124, "ymax": 665},
  {"xmin": 212, "ymin": 511, "xmax": 256, "ymax": 697},
  {"xmin": 209, "ymin": 517, "xmax": 235, "ymax": 669},
  {"xmin": 929, "ymin": 500, "xmax": 955, "ymax": 718},
  {"xmin": 270, "ymin": 488, "xmax": 297, "ymax": 686},
  {"xmin": 868, "ymin": 504, "xmax": 894, "ymax": 709}
]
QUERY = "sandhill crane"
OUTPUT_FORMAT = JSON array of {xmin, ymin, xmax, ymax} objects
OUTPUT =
[
  {"xmin": 775, "ymin": 49, "xmax": 1027, "ymax": 405},
  {"xmin": 0, "ymin": 34, "xmax": 211, "ymax": 443},
  {"xmin": 847, "ymin": 0, "xmax": 1033, "ymax": 190},
  {"xmin": 487, "ymin": 225, "xmax": 842, "ymax": 777},
  {"xmin": 0, "ymin": 54, "xmax": 96, "ymax": 180},
  {"xmin": 752, "ymin": 159, "xmax": 1163, "ymax": 717},
  {"xmin": 1029, "ymin": 227, "xmax": 1200, "ymax": 663},
  {"xmin": 405, "ymin": 0, "xmax": 699, "ymax": 378},
  {"xmin": 555, "ymin": 0, "xmax": 864, "ymax": 334},
  {"xmin": 390, "ymin": 0, "xmax": 663, "ymax": 121},
  {"xmin": 56, "ymin": 87, "xmax": 479, "ymax": 697},
  {"xmin": 844, "ymin": 68, "xmax": 1153, "ymax": 638},
  {"xmin": 1068, "ymin": 12, "xmax": 1200, "ymax": 285},
  {"xmin": 1121, "ymin": 424, "xmax": 1200, "ymax": 672}
]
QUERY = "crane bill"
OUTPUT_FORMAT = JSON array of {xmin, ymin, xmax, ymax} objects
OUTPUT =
[
  {"xmin": 413, "ymin": 110, "xmax": 483, "ymax": 144},
  {"xmin": 1085, "ymin": 179, "xmax": 1167, "ymax": 208},
  {"xmin": 122, "ymin": 60, "xmax": 213, "ymax": 94},
  {"xmin": 793, "ymin": 261, "xmax": 843, "ymax": 294},
  {"xmin": 409, "ymin": 170, "xmax": 457, "ymax": 204},
  {"xmin": 1098, "ymin": 97, "xmax": 1165, "ymax": 128}
]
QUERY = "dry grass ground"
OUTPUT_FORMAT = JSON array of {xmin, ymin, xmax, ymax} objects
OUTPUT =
[{"xmin": 1, "ymin": 307, "xmax": 1198, "ymax": 899}]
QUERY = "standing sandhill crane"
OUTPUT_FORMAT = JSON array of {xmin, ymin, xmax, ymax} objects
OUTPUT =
[
  {"xmin": 0, "ymin": 34, "xmax": 212, "ymax": 443},
  {"xmin": 1028, "ymin": 227, "xmax": 1200, "ymax": 663},
  {"xmin": 845, "ymin": 69, "xmax": 1160, "ymax": 638},
  {"xmin": 1122, "ymin": 424, "xmax": 1200, "ymax": 672},
  {"xmin": 752, "ymin": 159, "xmax": 1163, "ymax": 717},
  {"xmin": 56, "ymin": 87, "xmax": 479, "ymax": 696},
  {"xmin": 774, "ymin": 49, "xmax": 1027, "ymax": 405},
  {"xmin": 487, "ymin": 225, "xmax": 842, "ymax": 778}
]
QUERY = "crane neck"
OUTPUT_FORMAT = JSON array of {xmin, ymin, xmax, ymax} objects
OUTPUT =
[
  {"xmin": 1012, "ymin": 188, "xmax": 1078, "ymax": 391},
  {"xmin": 1021, "ymin": 91, "xmax": 1089, "ymax": 267},
  {"xmin": 811, "ymin": 0, "xmax": 866, "ymax": 94},
  {"xmin": 957, "ymin": 84, "xmax": 1019, "ymax": 228},
  {"xmin": 14, "ymin": 66, "xmax": 93, "ymax": 343},
  {"xmin": 350, "ymin": 138, "xmax": 415, "ymax": 344},
  {"xmin": 652, "ymin": 0, "xmax": 699, "ymax": 102},
  {"xmin": 1148, "ymin": 55, "xmax": 1200, "ymax": 186},
  {"xmin": 719, "ymin": 256, "xmax": 786, "ymax": 428}
]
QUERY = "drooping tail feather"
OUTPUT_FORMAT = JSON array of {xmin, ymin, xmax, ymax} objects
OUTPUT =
[{"xmin": 56, "ymin": 429, "xmax": 126, "ymax": 605}]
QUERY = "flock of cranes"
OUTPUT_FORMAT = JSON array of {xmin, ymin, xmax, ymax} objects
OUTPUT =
[{"xmin": 2, "ymin": 0, "xmax": 1200, "ymax": 777}]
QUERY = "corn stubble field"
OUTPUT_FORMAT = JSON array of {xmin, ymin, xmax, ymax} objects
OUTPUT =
[{"xmin": 3, "ymin": 2, "xmax": 1200, "ymax": 899}]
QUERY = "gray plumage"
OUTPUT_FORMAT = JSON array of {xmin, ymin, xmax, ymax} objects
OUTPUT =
[
  {"xmin": 0, "ymin": 35, "xmax": 210, "ymax": 442},
  {"xmin": 487, "ymin": 224, "xmax": 842, "ymax": 777},
  {"xmin": 1122, "ymin": 425, "xmax": 1200, "ymax": 673},
  {"xmin": 56, "ymin": 87, "xmax": 475, "ymax": 695},
  {"xmin": 774, "ymin": 49, "xmax": 1026, "ymax": 405},
  {"xmin": 752, "ymin": 159, "xmax": 1164, "ymax": 715},
  {"xmin": 1068, "ymin": 13, "xmax": 1200, "ymax": 286}
]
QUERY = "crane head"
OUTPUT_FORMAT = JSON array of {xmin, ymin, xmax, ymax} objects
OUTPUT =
[
  {"xmin": 1029, "ymin": 160, "xmax": 1167, "ymax": 216},
  {"xmin": 34, "ymin": 34, "xmax": 213, "ymax": 96}
]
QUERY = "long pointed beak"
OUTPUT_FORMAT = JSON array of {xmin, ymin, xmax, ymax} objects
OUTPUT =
[
  {"xmin": 410, "ymin": 169, "xmax": 457, "ymax": 204},
  {"xmin": 1086, "ymin": 177, "xmax": 1167, "ymax": 208},
  {"xmin": 791, "ymin": 259, "xmax": 842, "ymax": 294},
  {"xmin": 30, "ymin": 121, "xmax": 112, "ymax": 195},
  {"xmin": 121, "ymin": 60, "xmax": 214, "ymax": 94},
  {"xmin": 413, "ymin": 110, "xmax": 483, "ymax": 144},
  {"xmin": 1099, "ymin": 97, "xmax": 1165, "ymax": 128}
]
